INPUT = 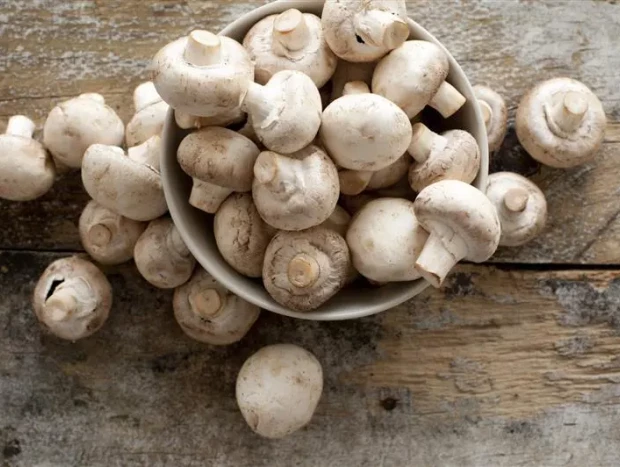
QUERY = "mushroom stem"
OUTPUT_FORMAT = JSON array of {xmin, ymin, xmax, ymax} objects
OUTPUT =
[
  {"xmin": 127, "ymin": 135, "xmax": 161, "ymax": 170},
  {"xmin": 503, "ymin": 187, "xmax": 530, "ymax": 213},
  {"xmin": 134, "ymin": 82, "xmax": 162, "ymax": 112},
  {"xmin": 429, "ymin": 81, "xmax": 467, "ymax": 118},
  {"xmin": 287, "ymin": 253, "xmax": 320, "ymax": 288},
  {"xmin": 184, "ymin": 30, "xmax": 222, "ymax": 66},
  {"xmin": 339, "ymin": 169, "xmax": 372, "ymax": 195},
  {"xmin": 79, "ymin": 93, "xmax": 106, "ymax": 104},
  {"xmin": 5, "ymin": 115, "xmax": 35, "ymax": 138},
  {"xmin": 253, "ymin": 151, "xmax": 300, "ymax": 188},
  {"xmin": 548, "ymin": 91, "xmax": 589, "ymax": 134},
  {"xmin": 88, "ymin": 223, "xmax": 113, "ymax": 248},
  {"xmin": 44, "ymin": 288, "xmax": 77, "ymax": 322},
  {"xmin": 273, "ymin": 9, "xmax": 310, "ymax": 52},
  {"xmin": 408, "ymin": 123, "xmax": 448, "ymax": 163},
  {"xmin": 478, "ymin": 99, "xmax": 492, "ymax": 129},
  {"xmin": 415, "ymin": 227, "xmax": 468, "ymax": 288},
  {"xmin": 342, "ymin": 81, "xmax": 371, "ymax": 96},
  {"xmin": 189, "ymin": 288, "xmax": 225, "ymax": 319},
  {"xmin": 353, "ymin": 10, "xmax": 409, "ymax": 49},
  {"xmin": 242, "ymin": 82, "xmax": 279, "ymax": 126},
  {"xmin": 189, "ymin": 179, "xmax": 233, "ymax": 214},
  {"xmin": 175, "ymin": 111, "xmax": 199, "ymax": 130}
]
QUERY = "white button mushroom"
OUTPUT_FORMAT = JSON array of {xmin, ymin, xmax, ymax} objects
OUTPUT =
[
  {"xmin": 79, "ymin": 200, "xmax": 147, "ymax": 265},
  {"xmin": 0, "ymin": 115, "xmax": 55, "ymax": 201},
  {"xmin": 252, "ymin": 145, "xmax": 339, "ymax": 231},
  {"xmin": 174, "ymin": 108, "xmax": 245, "ymax": 131},
  {"xmin": 408, "ymin": 123, "xmax": 480, "ymax": 192},
  {"xmin": 236, "ymin": 344, "xmax": 323, "ymax": 439},
  {"xmin": 373, "ymin": 41, "xmax": 466, "ymax": 119},
  {"xmin": 263, "ymin": 227, "xmax": 351, "ymax": 312},
  {"xmin": 43, "ymin": 93, "xmax": 124, "ymax": 168},
  {"xmin": 330, "ymin": 59, "xmax": 376, "ymax": 101},
  {"xmin": 366, "ymin": 153, "xmax": 411, "ymax": 191},
  {"xmin": 214, "ymin": 193, "xmax": 276, "ymax": 278},
  {"xmin": 347, "ymin": 198, "xmax": 429, "ymax": 282},
  {"xmin": 320, "ymin": 81, "xmax": 412, "ymax": 171},
  {"xmin": 125, "ymin": 81, "xmax": 170, "ymax": 147},
  {"xmin": 134, "ymin": 217, "xmax": 196, "ymax": 289},
  {"xmin": 320, "ymin": 206, "xmax": 359, "ymax": 285},
  {"xmin": 173, "ymin": 268, "xmax": 260, "ymax": 345},
  {"xmin": 32, "ymin": 256, "xmax": 112, "ymax": 341},
  {"xmin": 486, "ymin": 172, "xmax": 548, "ymax": 247},
  {"xmin": 243, "ymin": 8, "xmax": 337, "ymax": 88},
  {"xmin": 177, "ymin": 127, "xmax": 260, "ymax": 214},
  {"xmin": 152, "ymin": 30, "xmax": 254, "ymax": 118},
  {"xmin": 322, "ymin": 0, "xmax": 409, "ymax": 63},
  {"xmin": 413, "ymin": 180, "xmax": 501, "ymax": 288},
  {"xmin": 516, "ymin": 77, "xmax": 606, "ymax": 168},
  {"xmin": 82, "ymin": 135, "xmax": 167, "ymax": 222},
  {"xmin": 241, "ymin": 70, "xmax": 322, "ymax": 154},
  {"xmin": 473, "ymin": 85, "xmax": 508, "ymax": 153}
]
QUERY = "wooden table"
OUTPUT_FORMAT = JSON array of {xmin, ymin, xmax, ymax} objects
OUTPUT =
[{"xmin": 2, "ymin": 1, "xmax": 620, "ymax": 465}]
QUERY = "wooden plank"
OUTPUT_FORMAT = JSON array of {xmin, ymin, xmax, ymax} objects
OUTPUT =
[{"xmin": 3, "ymin": 251, "xmax": 620, "ymax": 465}]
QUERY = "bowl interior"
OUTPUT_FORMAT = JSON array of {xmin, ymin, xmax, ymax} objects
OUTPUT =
[{"xmin": 161, "ymin": 0, "xmax": 489, "ymax": 321}]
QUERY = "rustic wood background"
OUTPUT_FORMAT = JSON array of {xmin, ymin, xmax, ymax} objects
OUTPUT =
[{"xmin": 1, "ymin": 1, "xmax": 620, "ymax": 466}]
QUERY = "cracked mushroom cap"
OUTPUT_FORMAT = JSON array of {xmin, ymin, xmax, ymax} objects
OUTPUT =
[
  {"xmin": 32, "ymin": 256, "xmax": 112, "ymax": 341},
  {"xmin": 516, "ymin": 77, "xmax": 606, "ymax": 168},
  {"xmin": 126, "ymin": 81, "xmax": 170, "ymax": 147},
  {"xmin": 322, "ymin": 0, "xmax": 409, "ymax": 63},
  {"xmin": 473, "ymin": 85, "xmax": 508, "ymax": 153},
  {"xmin": 263, "ymin": 227, "xmax": 351, "ymax": 312},
  {"xmin": 252, "ymin": 145, "xmax": 339, "ymax": 231},
  {"xmin": 243, "ymin": 9, "xmax": 337, "ymax": 88},
  {"xmin": 236, "ymin": 344, "xmax": 323, "ymax": 439},
  {"xmin": 82, "ymin": 135, "xmax": 167, "ymax": 222},
  {"xmin": 79, "ymin": 200, "xmax": 147, "ymax": 265},
  {"xmin": 214, "ymin": 193, "xmax": 276, "ymax": 278},
  {"xmin": 408, "ymin": 124, "xmax": 480, "ymax": 192},
  {"xmin": 373, "ymin": 41, "xmax": 466, "ymax": 119},
  {"xmin": 347, "ymin": 198, "xmax": 429, "ymax": 282},
  {"xmin": 487, "ymin": 172, "xmax": 547, "ymax": 247},
  {"xmin": 0, "ymin": 115, "xmax": 56, "ymax": 201},
  {"xmin": 43, "ymin": 93, "xmax": 124, "ymax": 168},
  {"xmin": 173, "ymin": 268, "xmax": 260, "ymax": 345},
  {"xmin": 414, "ymin": 180, "xmax": 501, "ymax": 288}
]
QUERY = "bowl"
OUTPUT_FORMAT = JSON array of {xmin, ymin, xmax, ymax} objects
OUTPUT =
[{"xmin": 161, "ymin": 0, "xmax": 489, "ymax": 321}]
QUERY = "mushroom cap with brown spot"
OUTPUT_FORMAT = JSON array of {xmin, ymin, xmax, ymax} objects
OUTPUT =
[{"xmin": 474, "ymin": 85, "xmax": 508, "ymax": 153}]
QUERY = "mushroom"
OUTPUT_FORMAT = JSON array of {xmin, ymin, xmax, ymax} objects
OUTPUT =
[
  {"xmin": 407, "ymin": 123, "xmax": 480, "ymax": 192},
  {"xmin": 516, "ymin": 77, "xmax": 606, "ymax": 168},
  {"xmin": 486, "ymin": 172, "xmax": 547, "ymax": 247},
  {"xmin": 237, "ymin": 118, "xmax": 262, "ymax": 146},
  {"xmin": 134, "ymin": 217, "xmax": 196, "ymax": 289},
  {"xmin": 177, "ymin": 127, "xmax": 260, "ymax": 214},
  {"xmin": 82, "ymin": 135, "xmax": 167, "ymax": 221},
  {"xmin": 413, "ymin": 180, "xmax": 501, "ymax": 288},
  {"xmin": 152, "ymin": 30, "xmax": 254, "ymax": 118},
  {"xmin": 241, "ymin": 70, "xmax": 322, "ymax": 154},
  {"xmin": 214, "ymin": 193, "xmax": 276, "ymax": 278},
  {"xmin": 236, "ymin": 344, "xmax": 323, "ymax": 439},
  {"xmin": 338, "ymin": 169, "xmax": 373, "ymax": 196},
  {"xmin": 79, "ymin": 200, "xmax": 147, "ymax": 265},
  {"xmin": 263, "ymin": 227, "xmax": 350, "ymax": 311},
  {"xmin": 252, "ymin": 145, "xmax": 339, "ymax": 231},
  {"xmin": 173, "ymin": 268, "xmax": 260, "ymax": 345},
  {"xmin": 366, "ymin": 153, "xmax": 411, "ymax": 191},
  {"xmin": 0, "ymin": 115, "xmax": 56, "ymax": 201},
  {"xmin": 174, "ymin": 108, "xmax": 245, "ymax": 130},
  {"xmin": 473, "ymin": 85, "xmax": 508, "ymax": 153},
  {"xmin": 32, "ymin": 256, "xmax": 112, "ymax": 341},
  {"xmin": 330, "ymin": 60, "xmax": 376, "ymax": 101},
  {"xmin": 339, "ymin": 193, "xmax": 377, "ymax": 216},
  {"xmin": 347, "ymin": 198, "xmax": 429, "ymax": 282},
  {"xmin": 373, "ymin": 40, "xmax": 466, "ymax": 119},
  {"xmin": 43, "ymin": 93, "xmax": 124, "ymax": 168},
  {"xmin": 322, "ymin": 0, "xmax": 409, "ymax": 63},
  {"xmin": 320, "ymin": 81, "xmax": 412, "ymax": 171},
  {"xmin": 319, "ymin": 205, "xmax": 351, "ymax": 237},
  {"xmin": 125, "ymin": 81, "xmax": 170, "ymax": 147},
  {"xmin": 243, "ymin": 8, "xmax": 337, "ymax": 88}
]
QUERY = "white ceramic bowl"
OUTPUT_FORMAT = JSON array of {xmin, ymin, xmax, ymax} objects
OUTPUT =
[{"xmin": 161, "ymin": 0, "xmax": 489, "ymax": 321}]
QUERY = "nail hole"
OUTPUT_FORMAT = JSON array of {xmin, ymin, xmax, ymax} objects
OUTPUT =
[
  {"xmin": 46, "ymin": 278, "xmax": 65, "ymax": 300},
  {"xmin": 355, "ymin": 34, "xmax": 365, "ymax": 44}
]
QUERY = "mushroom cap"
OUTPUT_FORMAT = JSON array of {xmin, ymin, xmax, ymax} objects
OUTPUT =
[
  {"xmin": 177, "ymin": 127, "xmax": 260, "ymax": 192},
  {"xmin": 414, "ymin": 180, "xmax": 501, "ymax": 262},
  {"xmin": 320, "ymin": 93, "xmax": 412, "ymax": 170},
  {"xmin": 214, "ymin": 193, "xmax": 276, "ymax": 277},
  {"xmin": 330, "ymin": 59, "xmax": 377, "ymax": 101},
  {"xmin": 366, "ymin": 153, "xmax": 410, "ymax": 190},
  {"xmin": 373, "ymin": 40, "xmax": 449, "ymax": 119},
  {"xmin": 243, "ymin": 10, "xmax": 337, "ymax": 88},
  {"xmin": 473, "ymin": 85, "xmax": 508, "ymax": 153},
  {"xmin": 516, "ymin": 77, "xmax": 606, "ymax": 168},
  {"xmin": 236, "ymin": 343, "xmax": 323, "ymax": 439},
  {"xmin": 263, "ymin": 227, "xmax": 351, "ymax": 312},
  {"xmin": 486, "ymin": 172, "xmax": 547, "ymax": 247},
  {"xmin": 322, "ymin": 0, "xmax": 409, "ymax": 63},
  {"xmin": 126, "ymin": 100, "xmax": 169, "ymax": 147},
  {"xmin": 32, "ymin": 256, "xmax": 112, "ymax": 340},
  {"xmin": 252, "ymin": 145, "xmax": 340, "ymax": 231},
  {"xmin": 347, "ymin": 198, "xmax": 428, "ymax": 282},
  {"xmin": 174, "ymin": 107, "xmax": 245, "ymax": 130},
  {"xmin": 134, "ymin": 217, "xmax": 196, "ymax": 289},
  {"xmin": 173, "ymin": 268, "xmax": 260, "ymax": 345},
  {"xmin": 152, "ymin": 32, "xmax": 254, "ymax": 117},
  {"xmin": 408, "ymin": 129, "xmax": 480, "ymax": 192},
  {"xmin": 82, "ymin": 139, "xmax": 167, "ymax": 222},
  {"xmin": 339, "ymin": 193, "xmax": 377, "ymax": 216},
  {"xmin": 319, "ymin": 205, "xmax": 351, "ymax": 237},
  {"xmin": 43, "ymin": 94, "xmax": 124, "ymax": 168},
  {"xmin": 79, "ymin": 200, "xmax": 147, "ymax": 265}
]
